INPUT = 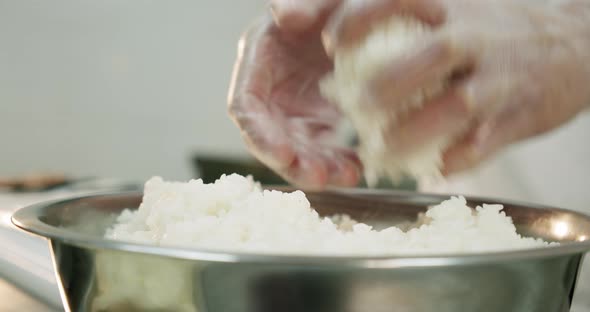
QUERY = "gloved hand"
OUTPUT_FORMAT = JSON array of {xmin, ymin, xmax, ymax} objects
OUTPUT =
[
  {"xmin": 227, "ymin": 0, "xmax": 362, "ymax": 189},
  {"xmin": 324, "ymin": 0, "xmax": 590, "ymax": 175}
]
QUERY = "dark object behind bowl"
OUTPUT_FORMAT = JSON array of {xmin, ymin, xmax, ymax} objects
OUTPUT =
[
  {"xmin": 192, "ymin": 154, "xmax": 418, "ymax": 191},
  {"xmin": 193, "ymin": 155, "xmax": 288, "ymax": 185}
]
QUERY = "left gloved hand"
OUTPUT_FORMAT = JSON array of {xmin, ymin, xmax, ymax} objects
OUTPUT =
[{"xmin": 228, "ymin": 0, "xmax": 362, "ymax": 189}]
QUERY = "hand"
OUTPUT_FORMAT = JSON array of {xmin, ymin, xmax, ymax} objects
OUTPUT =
[
  {"xmin": 227, "ymin": 0, "xmax": 362, "ymax": 189},
  {"xmin": 324, "ymin": 0, "xmax": 590, "ymax": 175}
]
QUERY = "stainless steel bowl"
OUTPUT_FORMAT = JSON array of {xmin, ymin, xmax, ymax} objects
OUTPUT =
[{"xmin": 11, "ymin": 189, "xmax": 590, "ymax": 312}]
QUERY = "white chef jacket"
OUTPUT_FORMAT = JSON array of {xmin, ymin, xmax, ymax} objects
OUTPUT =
[{"xmin": 422, "ymin": 112, "xmax": 590, "ymax": 311}]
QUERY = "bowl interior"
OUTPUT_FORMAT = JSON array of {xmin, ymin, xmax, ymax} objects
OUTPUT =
[{"xmin": 16, "ymin": 188, "xmax": 590, "ymax": 247}]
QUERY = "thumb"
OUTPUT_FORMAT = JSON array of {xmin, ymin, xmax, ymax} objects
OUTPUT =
[
  {"xmin": 442, "ymin": 104, "xmax": 542, "ymax": 175},
  {"xmin": 270, "ymin": 0, "xmax": 341, "ymax": 33}
]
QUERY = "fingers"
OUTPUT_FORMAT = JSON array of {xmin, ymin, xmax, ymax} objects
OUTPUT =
[
  {"xmin": 283, "ymin": 147, "xmax": 362, "ymax": 190},
  {"xmin": 325, "ymin": 148, "xmax": 363, "ymax": 186},
  {"xmin": 232, "ymin": 104, "xmax": 362, "ymax": 190},
  {"xmin": 441, "ymin": 72, "xmax": 547, "ymax": 175},
  {"xmin": 227, "ymin": 16, "xmax": 273, "ymax": 115},
  {"xmin": 383, "ymin": 86, "xmax": 474, "ymax": 154},
  {"xmin": 323, "ymin": 0, "xmax": 445, "ymax": 53},
  {"xmin": 271, "ymin": 0, "xmax": 342, "ymax": 34},
  {"xmin": 231, "ymin": 105, "xmax": 298, "ymax": 170},
  {"xmin": 373, "ymin": 73, "xmax": 486, "ymax": 176},
  {"xmin": 228, "ymin": 60, "xmax": 360, "ymax": 189},
  {"xmin": 228, "ymin": 17, "xmax": 297, "ymax": 173},
  {"xmin": 441, "ymin": 101, "xmax": 549, "ymax": 175},
  {"xmin": 441, "ymin": 125, "xmax": 488, "ymax": 175},
  {"xmin": 285, "ymin": 154, "xmax": 329, "ymax": 189},
  {"xmin": 368, "ymin": 34, "xmax": 472, "ymax": 111},
  {"xmin": 420, "ymin": 76, "xmax": 491, "ymax": 175}
]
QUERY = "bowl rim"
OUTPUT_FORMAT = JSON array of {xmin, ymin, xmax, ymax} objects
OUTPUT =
[{"xmin": 11, "ymin": 189, "xmax": 590, "ymax": 268}]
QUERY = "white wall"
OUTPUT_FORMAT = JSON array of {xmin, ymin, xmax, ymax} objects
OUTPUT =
[{"xmin": 0, "ymin": 0, "xmax": 265, "ymax": 182}]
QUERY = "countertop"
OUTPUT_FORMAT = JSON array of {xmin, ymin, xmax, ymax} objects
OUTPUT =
[{"xmin": 0, "ymin": 276, "xmax": 59, "ymax": 312}]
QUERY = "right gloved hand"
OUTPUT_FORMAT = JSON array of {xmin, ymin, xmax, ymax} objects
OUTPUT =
[
  {"xmin": 323, "ymin": 0, "xmax": 590, "ymax": 176},
  {"xmin": 227, "ymin": 0, "xmax": 362, "ymax": 190}
]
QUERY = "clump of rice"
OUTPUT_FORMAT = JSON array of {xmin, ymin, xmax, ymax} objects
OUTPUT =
[
  {"xmin": 319, "ymin": 16, "xmax": 457, "ymax": 185},
  {"xmin": 105, "ymin": 174, "xmax": 551, "ymax": 255}
]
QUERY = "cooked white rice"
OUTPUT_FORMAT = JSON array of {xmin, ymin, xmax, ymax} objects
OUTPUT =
[{"xmin": 105, "ymin": 174, "xmax": 551, "ymax": 255}]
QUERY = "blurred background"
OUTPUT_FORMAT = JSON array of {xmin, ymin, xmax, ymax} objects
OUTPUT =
[
  {"xmin": 0, "ymin": 0, "xmax": 268, "ymax": 184},
  {"xmin": 0, "ymin": 2, "xmax": 278, "ymax": 310}
]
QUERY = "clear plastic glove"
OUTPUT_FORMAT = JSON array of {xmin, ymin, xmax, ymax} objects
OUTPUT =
[
  {"xmin": 227, "ymin": 0, "xmax": 362, "ymax": 189},
  {"xmin": 324, "ymin": 0, "xmax": 590, "ymax": 175}
]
